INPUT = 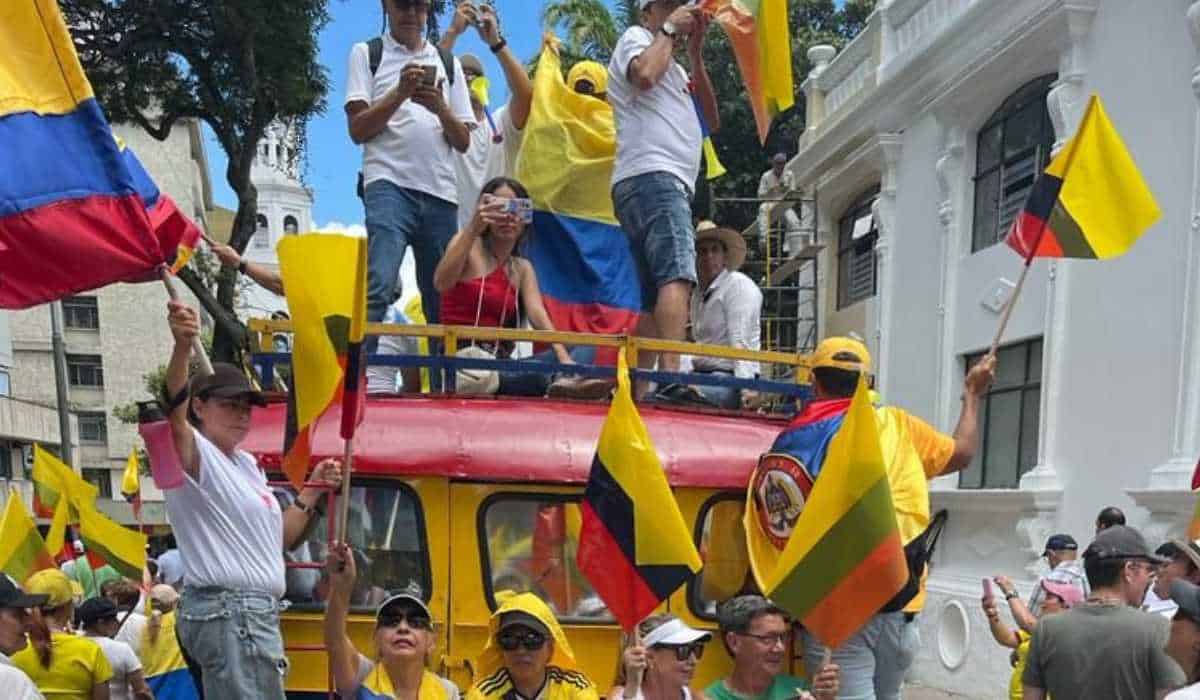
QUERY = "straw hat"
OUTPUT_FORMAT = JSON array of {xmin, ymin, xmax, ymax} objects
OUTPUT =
[{"xmin": 696, "ymin": 221, "xmax": 747, "ymax": 271}]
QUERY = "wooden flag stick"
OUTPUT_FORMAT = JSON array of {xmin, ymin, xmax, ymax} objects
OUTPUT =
[
  {"xmin": 159, "ymin": 266, "xmax": 214, "ymax": 376},
  {"xmin": 988, "ymin": 259, "xmax": 1034, "ymax": 358}
]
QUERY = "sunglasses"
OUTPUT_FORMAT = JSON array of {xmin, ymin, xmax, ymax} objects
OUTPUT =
[
  {"xmin": 652, "ymin": 641, "xmax": 706, "ymax": 661},
  {"xmin": 498, "ymin": 630, "xmax": 547, "ymax": 651},
  {"xmin": 377, "ymin": 610, "xmax": 432, "ymax": 630}
]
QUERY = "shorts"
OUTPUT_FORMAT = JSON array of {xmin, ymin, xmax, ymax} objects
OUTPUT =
[{"xmin": 612, "ymin": 171, "xmax": 698, "ymax": 312}]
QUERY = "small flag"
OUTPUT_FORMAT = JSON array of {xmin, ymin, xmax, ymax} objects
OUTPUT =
[
  {"xmin": 692, "ymin": 89, "xmax": 726, "ymax": 180},
  {"xmin": 762, "ymin": 377, "xmax": 908, "ymax": 649},
  {"xmin": 278, "ymin": 234, "xmax": 368, "ymax": 486},
  {"xmin": 1006, "ymin": 95, "xmax": 1161, "ymax": 260},
  {"xmin": 31, "ymin": 444, "xmax": 98, "ymax": 519},
  {"xmin": 77, "ymin": 503, "xmax": 147, "ymax": 580},
  {"xmin": 121, "ymin": 448, "xmax": 142, "ymax": 520},
  {"xmin": 576, "ymin": 349, "xmax": 702, "ymax": 631},
  {"xmin": 0, "ymin": 490, "xmax": 55, "ymax": 583}
]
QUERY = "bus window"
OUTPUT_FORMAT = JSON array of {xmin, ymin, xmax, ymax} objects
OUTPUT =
[
  {"xmin": 273, "ymin": 479, "xmax": 430, "ymax": 612},
  {"xmin": 481, "ymin": 495, "xmax": 614, "ymax": 622},
  {"xmin": 690, "ymin": 493, "xmax": 751, "ymax": 619}
]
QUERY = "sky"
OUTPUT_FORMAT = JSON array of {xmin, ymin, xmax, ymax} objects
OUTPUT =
[{"xmin": 203, "ymin": 0, "xmax": 594, "ymax": 230}]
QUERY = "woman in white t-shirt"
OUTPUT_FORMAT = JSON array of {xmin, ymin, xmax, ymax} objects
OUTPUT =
[
  {"xmin": 77, "ymin": 598, "xmax": 153, "ymax": 700},
  {"xmin": 164, "ymin": 301, "xmax": 342, "ymax": 699}
]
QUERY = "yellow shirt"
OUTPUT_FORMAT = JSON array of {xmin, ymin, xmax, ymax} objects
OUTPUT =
[
  {"xmin": 1010, "ymin": 632, "xmax": 1031, "ymax": 700},
  {"xmin": 467, "ymin": 667, "xmax": 599, "ymax": 700},
  {"xmin": 12, "ymin": 631, "xmax": 113, "ymax": 699}
]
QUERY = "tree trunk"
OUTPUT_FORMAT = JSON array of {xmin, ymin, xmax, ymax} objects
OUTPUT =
[{"xmin": 210, "ymin": 181, "xmax": 260, "ymax": 363}]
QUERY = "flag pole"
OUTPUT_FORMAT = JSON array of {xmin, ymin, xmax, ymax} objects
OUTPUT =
[
  {"xmin": 159, "ymin": 266, "xmax": 214, "ymax": 376},
  {"xmin": 338, "ymin": 438, "xmax": 353, "ymax": 544}
]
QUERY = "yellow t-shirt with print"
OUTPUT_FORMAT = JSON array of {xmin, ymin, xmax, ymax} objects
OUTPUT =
[
  {"xmin": 12, "ymin": 631, "xmax": 113, "ymax": 699},
  {"xmin": 467, "ymin": 666, "xmax": 599, "ymax": 700}
]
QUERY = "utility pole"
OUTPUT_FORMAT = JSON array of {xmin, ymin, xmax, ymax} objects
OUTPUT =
[{"xmin": 49, "ymin": 301, "xmax": 73, "ymax": 465}]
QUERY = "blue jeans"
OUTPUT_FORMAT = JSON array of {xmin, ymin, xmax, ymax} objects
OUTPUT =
[
  {"xmin": 177, "ymin": 587, "xmax": 288, "ymax": 700},
  {"xmin": 801, "ymin": 612, "xmax": 920, "ymax": 700},
  {"xmin": 612, "ymin": 171, "xmax": 697, "ymax": 312},
  {"xmin": 498, "ymin": 346, "xmax": 597, "ymax": 396},
  {"xmin": 693, "ymin": 371, "xmax": 740, "ymax": 409}
]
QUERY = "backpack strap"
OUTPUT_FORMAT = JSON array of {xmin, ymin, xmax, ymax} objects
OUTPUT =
[{"xmin": 367, "ymin": 37, "xmax": 384, "ymax": 76}]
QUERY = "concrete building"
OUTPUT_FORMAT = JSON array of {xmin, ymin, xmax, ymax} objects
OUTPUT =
[
  {"xmin": 6, "ymin": 118, "xmax": 213, "ymax": 526},
  {"xmin": 783, "ymin": 0, "xmax": 1200, "ymax": 694}
]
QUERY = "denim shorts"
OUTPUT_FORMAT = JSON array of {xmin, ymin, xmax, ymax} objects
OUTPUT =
[
  {"xmin": 612, "ymin": 171, "xmax": 698, "ymax": 312},
  {"xmin": 177, "ymin": 587, "xmax": 288, "ymax": 700}
]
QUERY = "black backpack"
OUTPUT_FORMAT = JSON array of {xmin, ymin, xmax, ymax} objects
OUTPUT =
[
  {"xmin": 355, "ymin": 37, "xmax": 456, "ymax": 199},
  {"xmin": 880, "ymin": 508, "xmax": 949, "ymax": 613}
]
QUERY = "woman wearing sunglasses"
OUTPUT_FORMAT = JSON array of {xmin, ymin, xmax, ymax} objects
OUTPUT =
[
  {"xmin": 467, "ymin": 593, "xmax": 599, "ymax": 700},
  {"xmin": 324, "ymin": 543, "xmax": 460, "ymax": 700},
  {"xmin": 610, "ymin": 615, "xmax": 711, "ymax": 700}
]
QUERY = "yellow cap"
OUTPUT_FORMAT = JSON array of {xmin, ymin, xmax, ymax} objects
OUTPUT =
[
  {"xmin": 567, "ymin": 61, "xmax": 607, "ymax": 96},
  {"xmin": 25, "ymin": 569, "xmax": 74, "ymax": 609},
  {"xmin": 811, "ymin": 337, "xmax": 871, "ymax": 374}
]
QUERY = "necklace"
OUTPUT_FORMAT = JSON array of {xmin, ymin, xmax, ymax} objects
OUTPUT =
[{"xmin": 1084, "ymin": 594, "xmax": 1124, "ymax": 607}]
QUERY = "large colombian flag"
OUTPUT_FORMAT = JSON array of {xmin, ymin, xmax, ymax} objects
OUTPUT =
[
  {"xmin": 760, "ymin": 378, "xmax": 906, "ymax": 648},
  {"xmin": 517, "ymin": 41, "xmax": 641, "ymax": 362},
  {"xmin": 0, "ymin": 490, "xmax": 55, "ymax": 583},
  {"xmin": 576, "ymin": 349, "xmax": 702, "ymax": 631},
  {"xmin": 701, "ymin": 0, "xmax": 795, "ymax": 144},
  {"xmin": 0, "ymin": 0, "xmax": 178, "ymax": 308},
  {"xmin": 1006, "ymin": 94, "xmax": 1160, "ymax": 260},
  {"xmin": 278, "ymin": 234, "xmax": 368, "ymax": 487}
]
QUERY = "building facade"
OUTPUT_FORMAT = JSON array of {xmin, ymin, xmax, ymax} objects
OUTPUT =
[{"xmin": 785, "ymin": 0, "xmax": 1200, "ymax": 694}]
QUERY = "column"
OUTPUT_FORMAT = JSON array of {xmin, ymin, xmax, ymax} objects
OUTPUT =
[{"xmin": 872, "ymin": 134, "xmax": 902, "ymax": 399}]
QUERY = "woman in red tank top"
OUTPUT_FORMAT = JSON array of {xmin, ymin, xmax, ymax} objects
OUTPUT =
[{"xmin": 434, "ymin": 178, "xmax": 599, "ymax": 396}]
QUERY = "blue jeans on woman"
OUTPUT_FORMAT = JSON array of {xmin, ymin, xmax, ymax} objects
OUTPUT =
[
  {"xmin": 498, "ymin": 346, "xmax": 597, "ymax": 396},
  {"xmin": 177, "ymin": 587, "xmax": 288, "ymax": 699}
]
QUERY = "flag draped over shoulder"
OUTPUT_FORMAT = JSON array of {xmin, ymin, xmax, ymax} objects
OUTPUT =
[
  {"xmin": 517, "ymin": 41, "xmax": 640, "ymax": 362},
  {"xmin": 0, "ymin": 490, "xmax": 55, "ymax": 583},
  {"xmin": 762, "ymin": 378, "xmax": 907, "ymax": 649},
  {"xmin": 701, "ymin": 0, "xmax": 795, "ymax": 144},
  {"xmin": 0, "ymin": 0, "xmax": 201, "ymax": 308},
  {"xmin": 576, "ymin": 349, "xmax": 702, "ymax": 631},
  {"xmin": 278, "ymin": 234, "xmax": 368, "ymax": 487},
  {"xmin": 1006, "ymin": 95, "xmax": 1160, "ymax": 260}
]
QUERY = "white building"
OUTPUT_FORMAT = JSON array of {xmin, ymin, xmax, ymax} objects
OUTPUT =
[{"xmin": 785, "ymin": 0, "xmax": 1200, "ymax": 694}]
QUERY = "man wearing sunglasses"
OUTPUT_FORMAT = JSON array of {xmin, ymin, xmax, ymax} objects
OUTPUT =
[
  {"xmin": 468, "ymin": 593, "xmax": 598, "ymax": 700},
  {"xmin": 706, "ymin": 596, "xmax": 838, "ymax": 700},
  {"xmin": 1023, "ymin": 525, "xmax": 1186, "ymax": 700}
]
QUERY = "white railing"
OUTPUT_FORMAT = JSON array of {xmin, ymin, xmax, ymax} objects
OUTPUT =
[{"xmin": 887, "ymin": 0, "xmax": 980, "ymax": 60}]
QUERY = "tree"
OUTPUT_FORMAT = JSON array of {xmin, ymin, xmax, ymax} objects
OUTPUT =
[{"xmin": 539, "ymin": 0, "xmax": 876, "ymax": 230}]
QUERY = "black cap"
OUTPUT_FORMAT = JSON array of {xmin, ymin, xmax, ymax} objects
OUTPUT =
[
  {"xmin": 76, "ymin": 597, "xmax": 119, "ymax": 627},
  {"xmin": 189, "ymin": 363, "xmax": 266, "ymax": 405},
  {"xmin": 0, "ymin": 574, "xmax": 48, "ymax": 610},
  {"xmin": 1083, "ymin": 525, "xmax": 1166, "ymax": 563},
  {"xmin": 1043, "ymin": 534, "xmax": 1078, "ymax": 555},
  {"xmin": 498, "ymin": 610, "xmax": 550, "ymax": 637},
  {"xmin": 1172, "ymin": 579, "xmax": 1200, "ymax": 621}
]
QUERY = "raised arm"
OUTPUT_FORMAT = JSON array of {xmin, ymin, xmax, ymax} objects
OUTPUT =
[
  {"xmin": 324, "ymin": 542, "xmax": 362, "ymax": 695},
  {"xmin": 282, "ymin": 459, "xmax": 343, "ymax": 551},
  {"xmin": 477, "ymin": 5, "xmax": 532, "ymax": 129},
  {"xmin": 942, "ymin": 354, "xmax": 996, "ymax": 474},
  {"xmin": 210, "ymin": 242, "xmax": 284, "ymax": 296},
  {"xmin": 165, "ymin": 301, "xmax": 201, "ymax": 480},
  {"xmin": 434, "ymin": 197, "xmax": 505, "ymax": 293},
  {"xmin": 687, "ymin": 12, "xmax": 719, "ymax": 133}
]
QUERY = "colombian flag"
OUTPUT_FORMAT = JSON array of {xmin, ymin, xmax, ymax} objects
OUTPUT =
[
  {"xmin": 31, "ymin": 444, "xmax": 98, "ymax": 556},
  {"xmin": 278, "ymin": 234, "xmax": 368, "ymax": 486},
  {"xmin": 0, "ymin": 0, "xmax": 197, "ymax": 308},
  {"xmin": 759, "ymin": 378, "xmax": 907, "ymax": 648},
  {"xmin": 0, "ymin": 490, "xmax": 55, "ymax": 583},
  {"xmin": 141, "ymin": 610, "xmax": 201, "ymax": 699},
  {"xmin": 576, "ymin": 349, "xmax": 702, "ymax": 631},
  {"xmin": 702, "ymin": 0, "xmax": 795, "ymax": 144},
  {"xmin": 77, "ymin": 501, "xmax": 147, "ymax": 580},
  {"xmin": 1006, "ymin": 95, "xmax": 1160, "ymax": 260},
  {"xmin": 517, "ymin": 41, "xmax": 640, "ymax": 362}
]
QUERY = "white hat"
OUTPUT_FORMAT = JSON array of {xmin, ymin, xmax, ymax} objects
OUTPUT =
[
  {"xmin": 639, "ymin": 0, "xmax": 655, "ymax": 9},
  {"xmin": 642, "ymin": 618, "xmax": 712, "ymax": 647}
]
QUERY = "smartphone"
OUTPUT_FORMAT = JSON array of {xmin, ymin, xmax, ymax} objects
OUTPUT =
[
  {"xmin": 982, "ymin": 577, "xmax": 994, "ymax": 601},
  {"xmin": 504, "ymin": 197, "xmax": 534, "ymax": 223},
  {"xmin": 421, "ymin": 64, "xmax": 437, "ymax": 86}
]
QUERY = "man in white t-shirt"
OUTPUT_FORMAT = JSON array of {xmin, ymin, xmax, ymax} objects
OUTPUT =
[
  {"xmin": 440, "ymin": 1, "xmax": 532, "ymax": 231},
  {"xmin": 608, "ymin": 0, "xmax": 718, "ymax": 397},
  {"xmin": 757, "ymin": 153, "xmax": 804, "ymax": 254},
  {"xmin": 0, "ymin": 575, "xmax": 46, "ymax": 700},
  {"xmin": 78, "ymin": 598, "xmax": 153, "ymax": 700},
  {"xmin": 345, "ymin": 0, "xmax": 475, "ymax": 336}
]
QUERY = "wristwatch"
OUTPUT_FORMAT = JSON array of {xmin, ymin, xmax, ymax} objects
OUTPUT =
[
  {"xmin": 660, "ymin": 21, "xmax": 678, "ymax": 41},
  {"xmin": 1005, "ymin": 590, "xmax": 1019, "ymax": 601}
]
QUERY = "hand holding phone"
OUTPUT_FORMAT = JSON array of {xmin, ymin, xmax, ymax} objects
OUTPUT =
[
  {"xmin": 982, "ymin": 577, "xmax": 994, "ymax": 602},
  {"xmin": 421, "ymin": 64, "xmax": 438, "ymax": 86}
]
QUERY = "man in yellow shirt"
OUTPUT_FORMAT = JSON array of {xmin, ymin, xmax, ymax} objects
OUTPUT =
[{"xmin": 748, "ymin": 337, "xmax": 993, "ymax": 700}]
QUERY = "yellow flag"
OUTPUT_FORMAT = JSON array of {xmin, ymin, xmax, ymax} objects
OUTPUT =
[
  {"xmin": 45, "ymin": 498, "xmax": 68, "ymax": 556},
  {"xmin": 31, "ymin": 444, "xmax": 98, "ymax": 518},
  {"xmin": 77, "ymin": 503, "xmax": 146, "ymax": 580},
  {"xmin": 120, "ymin": 448, "xmax": 140, "ymax": 500},
  {"xmin": 0, "ymin": 490, "xmax": 55, "ymax": 582}
]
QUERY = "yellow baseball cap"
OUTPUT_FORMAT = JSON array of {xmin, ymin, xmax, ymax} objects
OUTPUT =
[
  {"xmin": 811, "ymin": 337, "xmax": 871, "ymax": 374},
  {"xmin": 25, "ymin": 569, "xmax": 74, "ymax": 609},
  {"xmin": 567, "ymin": 61, "xmax": 607, "ymax": 96}
]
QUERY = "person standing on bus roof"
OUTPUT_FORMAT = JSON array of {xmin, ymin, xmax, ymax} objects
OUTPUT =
[
  {"xmin": 162, "ymin": 300, "xmax": 344, "ymax": 699},
  {"xmin": 324, "ymin": 543, "xmax": 459, "ymax": 700},
  {"xmin": 467, "ymin": 593, "xmax": 599, "ymax": 700}
]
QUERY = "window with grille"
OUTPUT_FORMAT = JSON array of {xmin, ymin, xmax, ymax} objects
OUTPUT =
[
  {"xmin": 82, "ymin": 468, "xmax": 113, "ymax": 499},
  {"xmin": 283, "ymin": 215, "xmax": 299, "ymax": 235},
  {"xmin": 66, "ymin": 354, "xmax": 103, "ymax": 387},
  {"xmin": 972, "ymin": 75, "xmax": 1057, "ymax": 252},
  {"xmin": 254, "ymin": 214, "xmax": 270, "ymax": 249},
  {"xmin": 958, "ymin": 339, "xmax": 1043, "ymax": 489},
  {"xmin": 63, "ymin": 296, "xmax": 99, "ymax": 330},
  {"xmin": 837, "ymin": 187, "xmax": 880, "ymax": 309},
  {"xmin": 78, "ymin": 412, "xmax": 107, "ymax": 444}
]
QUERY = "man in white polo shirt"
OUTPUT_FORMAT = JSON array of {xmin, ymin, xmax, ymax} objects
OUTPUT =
[
  {"xmin": 345, "ymin": 0, "xmax": 475, "ymax": 335},
  {"xmin": 609, "ymin": 0, "xmax": 718, "ymax": 399}
]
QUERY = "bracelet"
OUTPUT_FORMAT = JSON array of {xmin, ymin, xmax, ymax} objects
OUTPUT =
[
  {"xmin": 1005, "ymin": 591, "xmax": 1018, "ymax": 601},
  {"xmin": 237, "ymin": 260, "xmax": 248, "ymax": 274},
  {"xmin": 292, "ymin": 499, "xmax": 318, "ymax": 517},
  {"xmin": 489, "ymin": 38, "xmax": 507, "ymax": 54}
]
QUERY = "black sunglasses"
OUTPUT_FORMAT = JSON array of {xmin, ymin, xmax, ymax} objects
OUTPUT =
[
  {"xmin": 378, "ymin": 610, "xmax": 432, "ymax": 630},
  {"xmin": 652, "ymin": 641, "xmax": 705, "ymax": 661},
  {"xmin": 498, "ymin": 630, "xmax": 547, "ymax": 651}
]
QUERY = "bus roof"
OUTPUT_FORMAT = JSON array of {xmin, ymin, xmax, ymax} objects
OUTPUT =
[{"xmin": 245, "ymin": 396, "xmax": 787, "ymax": 489}]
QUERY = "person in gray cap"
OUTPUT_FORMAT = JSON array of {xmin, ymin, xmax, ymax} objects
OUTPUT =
[
  {"xmin": 0, "ymin": 574, "xmax": 46, "ymax": 699},
  {"xmin": 1167, "ymin": 579, "xmax": 1200, "ymax": 696},
  {"xmin": 705, "ymin": 596, "xmax": 838, "ymax": 700},
  {"xmin": 1022, "ymin": 525, "xmax": 1186, "ymax": 700},
  {"xmin": 1011, "ymin": 533, "xmax": 1088, "ymax": 633}
]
